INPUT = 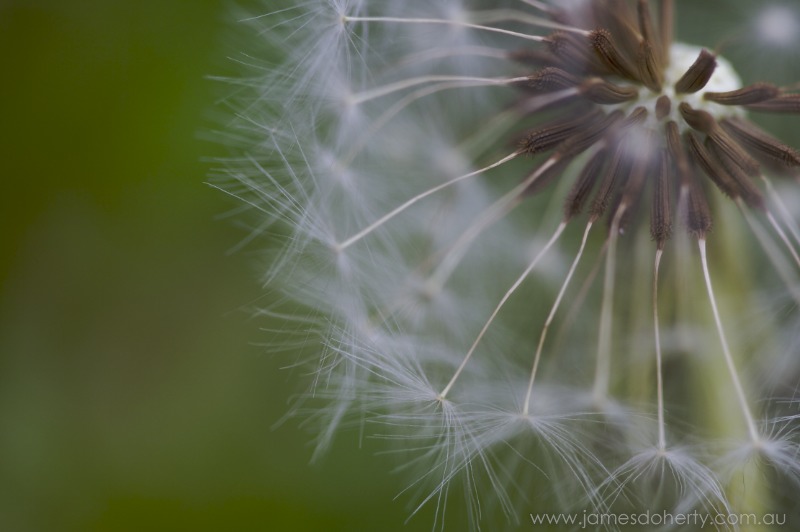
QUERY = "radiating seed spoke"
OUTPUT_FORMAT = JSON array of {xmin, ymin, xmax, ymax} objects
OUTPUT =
[
  {"xmin": 336, "ymin": 152, "xmax": 520, "ymax": 251},
  {"xmin": 439, "ymin": 221, "xmax": 568, "ymax": 400},
  {"xmin": 698, "ymin": 239, "xmax": 760, "ymax": 443},
  {"xmin": 523, "ymin": 222, "xmax": 594, "ymax": 415}
]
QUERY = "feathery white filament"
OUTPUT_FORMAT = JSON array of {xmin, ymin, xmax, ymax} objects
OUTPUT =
[
  {"xmin": 553, "ymin": 240, "xmax": 609, "ymax": 350},
  {"xmin": 425, "ymin": 197, "xmax": 522, "ymax": 294},
  {"xmin": 653, "ymin": 249, "xmax": 666, "ymax": 451},
  {"xmin": 231, "ymin": 1, "xmax": 800, "ymax": 525},
  {"xmin": 391, "ymin": 45, "xmax": 511, "ymax": 70},
  {"xmin": 766, "ymin": 212, "xmax": 800, "ymax": 269},
  {"xmin": 351, "ymin": 75, "xmax": 537, "ymax": 105},
  {"xmin": 343, "ymin": 83, "xmax": 577, "ymax": 166},
  {"xmin": 698, "ymin": 239, "xmax": 760, "ymax": 443},
  {"xmin": 520, "ymin": 0, "xmax": 555, "ymax": 13},
  {"xmin": 427, "ymin": 156, "xmax": 561, "ymax": 290},
  {"xmin": 457, "ymin": 89, "xmax": 582, "ymax": 156},
  {"xmin": 469, "ymin": 9, "xmax": 590, "ymax": 34},
  {"xmin": 335, "ymin": 151, "xmax": 519, "ymax": 251},
  {"xmin": 762, "ymin": 175, "xmax": 800, "ymax": 249},
  {"xmin": 341, "ymin": 16, "xmax": 549, "ymax": 43},
  {"xmin": 593, "ymin": 206, "xmax": 625, "ymax": 403},
  {"xmin": 740, "ymin": 205, "xmax": 800, "ymax": 303},
  {"xmin": 439, "ymin": 221, "xmax": 567, "ymax": 400},
  {"xmin": 523, "ymin": 222, "xmax": 594, "ymax": 416},
  {"xmin": 342, "ymin": 13, "xmax": 591, "ymax": 40}
]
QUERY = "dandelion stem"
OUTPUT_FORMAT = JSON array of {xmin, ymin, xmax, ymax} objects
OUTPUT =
[
  {"xmin": 523, "ymin": 221, "xmax": 593, "ymax": 415},
  {"xmin": 593, "ymin": 207, "xmax": 626, "ymax": 403},
  {"xmin": 439, "ymin": 221, "xmax": 567, "ymax": 400},
  {"xmin": 698, "ymin": 239, "xmax": 760, "ymax": 443},
  {"xmin": 336, "ymin": 151, "xmax": 519, "ymax": 252},
  {"xmin": 653, "ymin": 248, "xmax": 667, "ymax": 451}
]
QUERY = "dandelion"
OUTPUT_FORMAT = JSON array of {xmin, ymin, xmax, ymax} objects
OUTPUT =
[{"xmin": 217, "ymin": 0, "xmax": 800, "ymax": 529}]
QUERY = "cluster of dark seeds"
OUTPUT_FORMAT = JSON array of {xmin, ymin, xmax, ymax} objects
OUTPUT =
[{"xmin": 511, "ymin": 0, "xmax": 800, "ymax": 248}]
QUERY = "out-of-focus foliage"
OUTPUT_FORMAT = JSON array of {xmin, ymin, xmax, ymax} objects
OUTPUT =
[{"xmin": 0, "ymin": 1, "xmax": 420, "ymax": 530}]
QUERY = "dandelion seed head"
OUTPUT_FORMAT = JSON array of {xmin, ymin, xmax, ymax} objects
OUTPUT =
[
  {"xmin": 649, "ymin": 43, "xmax": 746, "ymax": 132},
  {"xmin": 219, "ymin": 0, "xmax": 800, "ymax": 528}
]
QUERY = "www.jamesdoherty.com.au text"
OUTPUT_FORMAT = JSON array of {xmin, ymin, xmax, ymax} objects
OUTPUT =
[{"xmin": 530, "ymin": 510, "xmax": 788, "ymax": 528}]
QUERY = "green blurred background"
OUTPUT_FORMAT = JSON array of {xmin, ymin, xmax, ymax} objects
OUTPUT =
[
  {"xmin": 0, "ymin": 1, "xmax": 427, "ymax": 530},
  {"xmin": 1, "ymin": 1, "xmax": 798, "ymax": 531}
]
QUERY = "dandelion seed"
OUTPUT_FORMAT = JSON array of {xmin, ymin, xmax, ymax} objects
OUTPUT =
[{"xmin": 218, "ymin": 0, "xmax": 800, "ymax": 528}]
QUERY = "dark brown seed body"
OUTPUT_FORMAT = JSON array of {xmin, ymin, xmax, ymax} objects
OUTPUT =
[
  {"xmin": 705, "ymin": 83, "xmax": 781, "ymax": 105},
  {"xmin": 508, "ymin": 0, "xmax": 798, "ymax": 243},
  {"xmin": 721, "ymin": 118, "xmax": 800, "ymax": 167},
  {"xmin": 674, "ymin": 49, "xmax": 717, "ymax": 93},
  {"xmin": 651, "ymin": 151, "xmax": 673, "ymax": 246},
  {"xmin": 746, "ymin": 94, "xmax": 800, "ymax": 113},
  {"xmin": 565, "ymin": 148, "xmax": 609, "ymax": 219}
]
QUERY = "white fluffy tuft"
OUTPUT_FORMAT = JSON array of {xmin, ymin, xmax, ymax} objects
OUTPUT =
[{"xmin": 215, "ymin": 1, "xmax": 800, "ymax": 529}]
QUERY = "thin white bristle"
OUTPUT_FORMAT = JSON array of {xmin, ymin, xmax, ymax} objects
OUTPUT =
[
  {"xmin": 336, "ymin": 151, "xmax": 519, "ymax": 251},
  {"xmin": 523, "ymin": 221, "xmax": 593, "ymax": 415},
  {"xmin": 653, "ymin": 248, "xmax": 666, "ymax": 451},
  {"xmin": 593, "ymin": 206, "xmax": 625, "ymax": 403},
  {"xmin": 439, "ymin": 221, "xmax": 567, "ymax": 399},
  {"xmin": 698, "ymin": 239, "xmax": 760, "ymax": 444}
]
